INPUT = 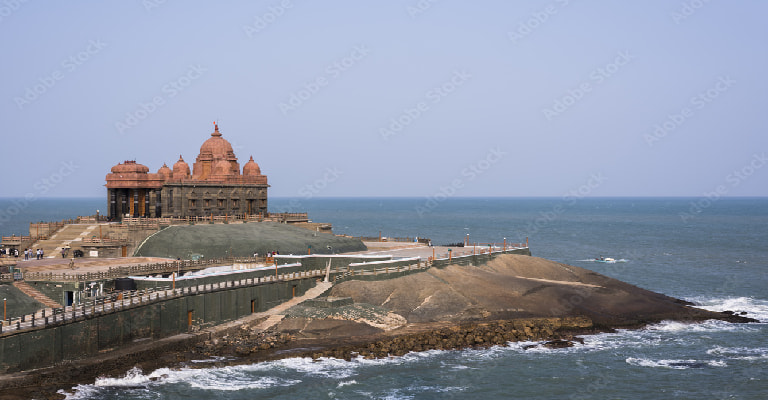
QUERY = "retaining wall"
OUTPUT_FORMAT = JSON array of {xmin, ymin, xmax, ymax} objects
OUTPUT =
[{"xmin": 0, "ymin": 277, "xmax": 316, "ymax": 373}]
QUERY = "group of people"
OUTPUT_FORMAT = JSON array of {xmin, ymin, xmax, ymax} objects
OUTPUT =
[
  {"xmin": 25, "ymin": 248, "xmax": 44, "ymax": 260},
  {"xmin": 1, "ymin": 248, "xmax": 45, "ymax": 260},
  {"xmin": 0, "ymin": 248, "xmax": 19, "ymax": 258},
  {"xmin": 264, "ymin": 250, "xmax": 280, "ymax": 258}
]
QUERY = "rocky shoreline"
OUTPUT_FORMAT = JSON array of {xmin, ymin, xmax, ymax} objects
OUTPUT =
[
  {"xmin": 0, "ymin": 309, "xmax": 755, "ymax": 400},
  {"xmin": 0, "ymin": 254, "xmax": 759, "ymax": 399}
]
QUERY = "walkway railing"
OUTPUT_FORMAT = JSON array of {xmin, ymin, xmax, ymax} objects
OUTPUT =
[
  {"xmin": 21, "ymin": 257, "xmax": 264, "ymax": 282},
  {"xmin": 0, "ymin": 267, "xmax": 325, "ymax": 335}
]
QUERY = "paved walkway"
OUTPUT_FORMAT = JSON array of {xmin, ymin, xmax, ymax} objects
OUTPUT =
[{"xmin": 204, "ymin": 280, "xmax": 333, "ymax": 334}]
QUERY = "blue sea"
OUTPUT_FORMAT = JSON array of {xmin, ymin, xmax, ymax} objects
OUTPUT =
[{"xmin": 1, "ymin": 197, "xmax": 767, "ymax": 399}]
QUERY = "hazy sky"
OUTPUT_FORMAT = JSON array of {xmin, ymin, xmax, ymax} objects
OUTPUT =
[{"xmin": 2, "ymin": 1, "xmax": 767, "ymax": 199}]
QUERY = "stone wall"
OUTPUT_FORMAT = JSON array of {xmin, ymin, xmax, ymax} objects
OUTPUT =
[{"xmin": 0, "ymin": 277, "xmax": 316, "ymax": 373}]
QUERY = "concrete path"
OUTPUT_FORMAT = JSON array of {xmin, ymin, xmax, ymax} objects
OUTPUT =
[
  {"xmin": 206, "ymin": 280, "xmax": 333, "ymax": 335},
  {"xmin": 251, "ymin": 280, "xmax": 333, "ymax": 331},
  {"xmin": 30, "ymin": 223, "xmax": 102, "ymax": 259}
]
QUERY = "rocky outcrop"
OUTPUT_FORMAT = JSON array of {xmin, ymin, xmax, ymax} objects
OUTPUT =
[
  {"xmin": 0, "ymin": 254, "xmax": 756, "ymax": 399},
  {"xmin": 302, "ymin": 317, "xmax": 594, "ymax": 360},
  {"xmin": 326, "ymin": 254, "xmax": 755, "ymax": 328}
]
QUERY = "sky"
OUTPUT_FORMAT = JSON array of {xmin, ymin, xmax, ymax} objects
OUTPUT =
[{"xmin": 1, "ymin": 0, "xmax": 767, "ymax": 199}]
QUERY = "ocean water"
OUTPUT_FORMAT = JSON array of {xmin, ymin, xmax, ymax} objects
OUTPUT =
[{"xmin": 1, "ymin": 197, "xmax": 767, "ymax": 399}]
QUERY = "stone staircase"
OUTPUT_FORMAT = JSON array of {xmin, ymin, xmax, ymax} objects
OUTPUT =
[
  {"xmin": 252, "ymin": 281, "xmax": 333, "ymax": 331},
  {"xmin": 12, "ymin": 281, "xmax": 63, "ymax": 309},
  {"xmin": 31, "ymin": 224, "xmax": 102, "ymax": 258}
]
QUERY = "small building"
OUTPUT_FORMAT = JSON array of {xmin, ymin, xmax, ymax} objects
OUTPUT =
[{"xmin": 105, "ymin": 124, "xmax": 269, "ymax": 220}]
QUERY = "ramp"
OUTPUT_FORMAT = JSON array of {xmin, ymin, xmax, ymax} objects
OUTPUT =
[
  {"xmin": 12, "ymin": 281, "xmax": 63, "ymax": 309},
  {"xmin": 32, "ymin": 224, "xmax": 102, "ymax": 258}
]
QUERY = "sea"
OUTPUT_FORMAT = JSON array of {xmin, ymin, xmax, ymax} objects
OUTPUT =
[{"xmin": 0, "ymin": 197, "xmax": 766, "ymax": 399}]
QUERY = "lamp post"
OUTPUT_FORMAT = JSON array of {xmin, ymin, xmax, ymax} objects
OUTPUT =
[
  {"xmin": 3, "ymin": 298, "xmax": 6, "ymax": 323},
  {"xmin": 503, "ymin": 238, "xmax": 506, "ymax": 251},
  {"xmin": 465, "ymin": 233, "xmax": 469, "ymax": 247}
]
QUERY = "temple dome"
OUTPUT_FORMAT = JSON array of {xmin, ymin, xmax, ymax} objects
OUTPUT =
[
  {"xmin": 110, "ymin": 160, "xmax": 149, "ymax": 174},
  {"xmin": 243, "ymin": 156, "xmax": 261, "ymax": 176},
  {"xmin": 172, "ymin": 155, "xmax": 191, "ymax": 179},
  {"xmin": 157, "ymin": 163, "xmax": 172, "ymax": 181},
  {"xmin": 199, "ymin": 124, "xmax": 235, "ymax": 160}
]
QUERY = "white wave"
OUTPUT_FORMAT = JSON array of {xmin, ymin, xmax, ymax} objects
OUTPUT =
[
  {"xmin": 337, "ymin": 380, "xmax": 357, "ymax": 388},
  {"xmin": 94, "ymin": 366, "xmax": 152, "ymax": 387},
  {"xmin": 707, "ymin": 346, "xmax": 768, "ymax": 361},
  {"xmin": 193, "ymin": 376, "xmax": 299, "ymax": 391},
  {"xmin": 647, "ymin": 319, "xmax": 756, "ymax": 333},
  {"xmin": 688, "ymin": 296, "xmax": 768, "ymax": 322},
  {"xmin": 59, "ymin": 384, "xmax": 100, "ymax": 400},
  {"xmin": 626, "ymin": 357, "xmax": 727, "ymax": 369}
]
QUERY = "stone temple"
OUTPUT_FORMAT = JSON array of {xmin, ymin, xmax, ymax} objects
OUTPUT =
[{"xmin": 105, "ymin": 124, "xmax": 268, "ymax": 220}]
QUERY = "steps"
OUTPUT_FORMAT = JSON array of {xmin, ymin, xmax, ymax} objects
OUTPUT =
[
  {"xmin": 12, "ymin": 281, "xmax": 63, "ymax": 309},
  {"xmin": 32, "ymin": 224, "xmax": 102, "ymax": 258},
  {"xmin": 251, "ymin": 281, "xmax": 333, "ymax": 331}
]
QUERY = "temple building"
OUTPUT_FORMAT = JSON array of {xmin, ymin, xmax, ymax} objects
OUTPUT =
[{"xmin": 105, "ymin": 124, "xmax": 268, "ymax": 220}]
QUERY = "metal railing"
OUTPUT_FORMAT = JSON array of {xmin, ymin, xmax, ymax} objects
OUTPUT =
[{"xmin": 0, "ymin": 267, "xmax": 325, "ymax": 335}]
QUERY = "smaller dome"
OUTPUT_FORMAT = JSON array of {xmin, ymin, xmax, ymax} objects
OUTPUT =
[
  {"xmin": 243, "ymin": 156, "xmax": 261, "ymax": 176},
  {"xmin": 110, "ymin": 160, "xmax": 149, "ymax": 174},
  {"xmin": 213, "ymin": 159, "xmax": 233, "ymax": 176},
  {"xmin": 172, "ymin": 155, "xmax": 190, "ymax": 179},
  {"xmin": 157, "ymin": 163, "xmax": 172, "ymax": 181}
]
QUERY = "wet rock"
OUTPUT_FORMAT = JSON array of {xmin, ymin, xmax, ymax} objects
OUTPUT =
[{"xmin": 543, "ymin": 339, "xmax": 575, "ymax": 349}]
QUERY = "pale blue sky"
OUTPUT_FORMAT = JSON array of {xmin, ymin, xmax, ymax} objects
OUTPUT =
[{"xmin": 2, "ymin": 1, "xmax": 767, "ymax": 198}]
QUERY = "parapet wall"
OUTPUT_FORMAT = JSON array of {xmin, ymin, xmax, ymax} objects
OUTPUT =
[{"xmin": 0, "ymin": 276, "xmax": 316, "ymax": 374}]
